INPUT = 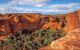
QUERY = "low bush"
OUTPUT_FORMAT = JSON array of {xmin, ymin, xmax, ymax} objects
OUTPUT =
[{"xmin": 0, "ymin": 29, "xmax": 66, "ymax": 50}]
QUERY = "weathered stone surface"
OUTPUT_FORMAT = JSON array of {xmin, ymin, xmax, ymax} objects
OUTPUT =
[
  {"xmin": 9, "ymin": 14, "xmax": 23, "ymax": 33},
  {"xmin": 38, "ymin": 10, "xmax": 80, "ymax": 50},
  {"xmin": 66, "ymin": 12, "xmax": 80, "ymax": 32},
  {"xmin": 0, "ymin": 19, "xmax": 11, "ymax": 36},
  {"xmin": 38, "ymin": 28, "xmax": 80, "ymax": 50},
  {"xmin": 50, "ymin": 28, "xmax": 80, "ymax": 50},
  {"xmin": 19, "ymin": 14, "xmax": 41, "ymax": 31},
  {"xmin": 0, "ymin": 13, "xmax": 43, "ymax": 36}
]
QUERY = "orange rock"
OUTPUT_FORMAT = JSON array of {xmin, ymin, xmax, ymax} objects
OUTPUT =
[
  {"xmin": 42, "ymin": 23, "xmax": 49, "ymax": 30},
  {"xmin": 20, "ymin": 13, "xmax": 41, "ymax": 23},
  {"xmin": 39, "ymin": 10, "xmax": 80, "ymax": 50},
  {"xmin": 50, "ymin": 28, "xmax": 80, "ymax": 50},
  {"xmin": 0, "ymin": 19, "xmax": 11, "ymax": 36},
  {"xmin": 20, "ymin": 14, "xmax": 41, "ymax": 31},
  {"xmin": 66, "ymin": 12, "xmax": 80, "ymax": 32},
  {"xmin": 42, "ymin": 16, "xmax": 58, "ymax": 30},
  {"xmin": 39, "ymin": 28, "xmax": 80, "ymax": 50}
]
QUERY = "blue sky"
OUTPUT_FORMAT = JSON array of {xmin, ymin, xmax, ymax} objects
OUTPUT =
[{"xmin": 0, "ymin": 0, "xmax": 80, "ymax": 14}]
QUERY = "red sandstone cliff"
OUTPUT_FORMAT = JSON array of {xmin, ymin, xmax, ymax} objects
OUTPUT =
[
  {"xmin": 39, "ymin": 10, "xmax": 80, "ymax": 50},
  {"xmin": 66, "ymin": 12, "xmax": 80, "ymax": 32}
]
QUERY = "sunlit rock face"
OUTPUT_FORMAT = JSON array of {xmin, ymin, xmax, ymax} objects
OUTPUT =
[
  {"xmin": 50, "ymin": 28, "xmax": 80, "ymax": 50},
  {"xmin": 77, "ymin": 10, "xmax": 80, "ymax": 23},
  {"xmin": 38, "ymin": 28, "xmax": 80, "ymax": 50},
  {"xmin": 66, "ymin": 12, "xmax": 80, "ymax": 32},
  {"xmin": 77, "ymin": 10, "xmax": 80, "ymax": 17}
]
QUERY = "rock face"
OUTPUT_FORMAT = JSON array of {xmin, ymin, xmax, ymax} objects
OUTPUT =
[
  {"xmin": 19, "ymin": 14, "xmax": 41, "ymax": 32},
  {"xmin": 0, "ymin": 13, "xmax": 41, "ymax": 35},
  {"xmin": 0, "ymin": 13, "xmax": 49, "ymax": 36},
  {"xmin": 66, "ymin": 12, "xmax": 80, "ymax": 32},
  {"xmin": 77, "ymin": 10, "xmax": 80, "ymax": 23},
  {"xmin": 0, "ymin": 14, "xmax": 11, "ymax": 36},
  {"xmin": 38, "ymin": 29, "xmax": 80, "ymax": 50},
  {"xmin": 0, "ymin": 19, "xmax": 11, "ymax": 36},
  {"xmin": 50, "ymin": 28, "xmax": 80, "ymax": 50},
  {"xmin": 38, "ymin": 10, "xmax": 80, "ymax": 50}
]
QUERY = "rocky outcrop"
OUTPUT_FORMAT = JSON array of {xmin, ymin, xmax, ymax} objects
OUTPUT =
[
  {"xmin": 19, "ymin": 14, "xmax": 41, "ymax": 32},
  {"xmin": 0, "ymin": 19, "xmax": 11, "ymax": 36},
  {"xmin": 77, "ymin": 10, "xmax": 80, "ymax": 23},
  {"xmin": 0, "ymin": 14, "xmax": 11, "ymax": 36},
  {"xmin": 66, "ymin": 12, "xmax": 80, "ymax": 32},
  {"xmin": 38, "ymin": 10, "xmax": 80, "ymax": 50},
  {"xmin": 0, "ymin": 13, "xmax": 47, "ymax": 36},
  {"xmin": 49, "ymin": 28, "xmax": 80, "ymax": 50},
  {"xmin": 38, "ymin": 29, "xmax": 80, "ymax": 50}
]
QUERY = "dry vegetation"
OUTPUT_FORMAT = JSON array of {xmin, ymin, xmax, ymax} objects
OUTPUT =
[{"xmin": 0, "ymin": 28, "xmax": 66, "ymax": 50}]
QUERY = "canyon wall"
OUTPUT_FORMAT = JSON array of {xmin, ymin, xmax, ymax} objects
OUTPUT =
[
  {"xmin": 66, "ymin": 12, "xmax": 80, "ymax": 32},
  {"xmin": 38, "ymin": 10, "xmax": 80, "ymax": 50},
  {"xmin": 0, "ymin": 10, "xmax": 80, "ymax": 37}
]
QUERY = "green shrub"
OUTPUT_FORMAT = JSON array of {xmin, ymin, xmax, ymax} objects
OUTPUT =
[{"xmin": 0, "ymin": 29, "xmax": 66, "ymax": 50}]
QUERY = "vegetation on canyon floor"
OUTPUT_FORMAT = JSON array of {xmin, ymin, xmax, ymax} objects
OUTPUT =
[{"xmin": 0, "ymin": 28, "xmax": 66, "ymax": 50}]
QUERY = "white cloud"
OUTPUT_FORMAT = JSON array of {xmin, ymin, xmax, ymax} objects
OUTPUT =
[
  {"xmin": 32, "ymin": 3, "xmax": 46, "ymax": 7},
  {"xmin": 33, "ymin": 4, "xmax": 44, "ymax": 7},
  {"xmin": 9, "ymin": 0, "xmax": 49, "ymax": 5},
  {"xmin": 46, "ymin": 3, "xmax": 80, "ymax": 14},
  {"xmin": 18, "ymin": 0, "xmax": 48, "ymax": 4},
  {"xmin": 50, "ymin": 3, "xmax": 79, "ymax": 10},
  {"xmin": 7, "ymin": 0, "xmax": 50, "ymax": 7},
  {"xmin": 0, "ymin": 1, "xmax": 80, "ymax": 14},
  {"xmin": 0, "ymin": 7, "xmax": 7, "ymax": 11},
  {"xmin": 8, "ymin": 0, "xmax": 18, "ymax": 5}
]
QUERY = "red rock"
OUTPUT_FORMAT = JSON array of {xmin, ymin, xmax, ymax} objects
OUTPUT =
[
  {"xmin": 39, "ymin": 10, "xmax": 80, "ymax": 50},
  {"xmin": 66, "ymin": 12, "xmax": 80, "ymax": 32},
  {"xmin": 50, "ymin": 28, "xmax": 80, "ymax": 50},
  {"xmin": 0, "ymin": 17, "xmax": 11, "ymax": 36}
]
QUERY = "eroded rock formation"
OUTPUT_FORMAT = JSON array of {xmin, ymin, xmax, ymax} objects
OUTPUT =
[
  {"xmin": 38, "ymin": 10, "xmax": 80, "ymax": 50},
  {"xmin": 66, "ymin": 12, "xmax": 80, "ymax": 32},
  {"xmin": 0, "ymin": 10, "xmax": 79, "ymax": 35},
  {"xmin": 0, "ymin": 13, "xmax": 50, "ymax": 36},
  {"xmin": 39, "ymin": 29, "xmax": 80, "ymax": 50}
]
